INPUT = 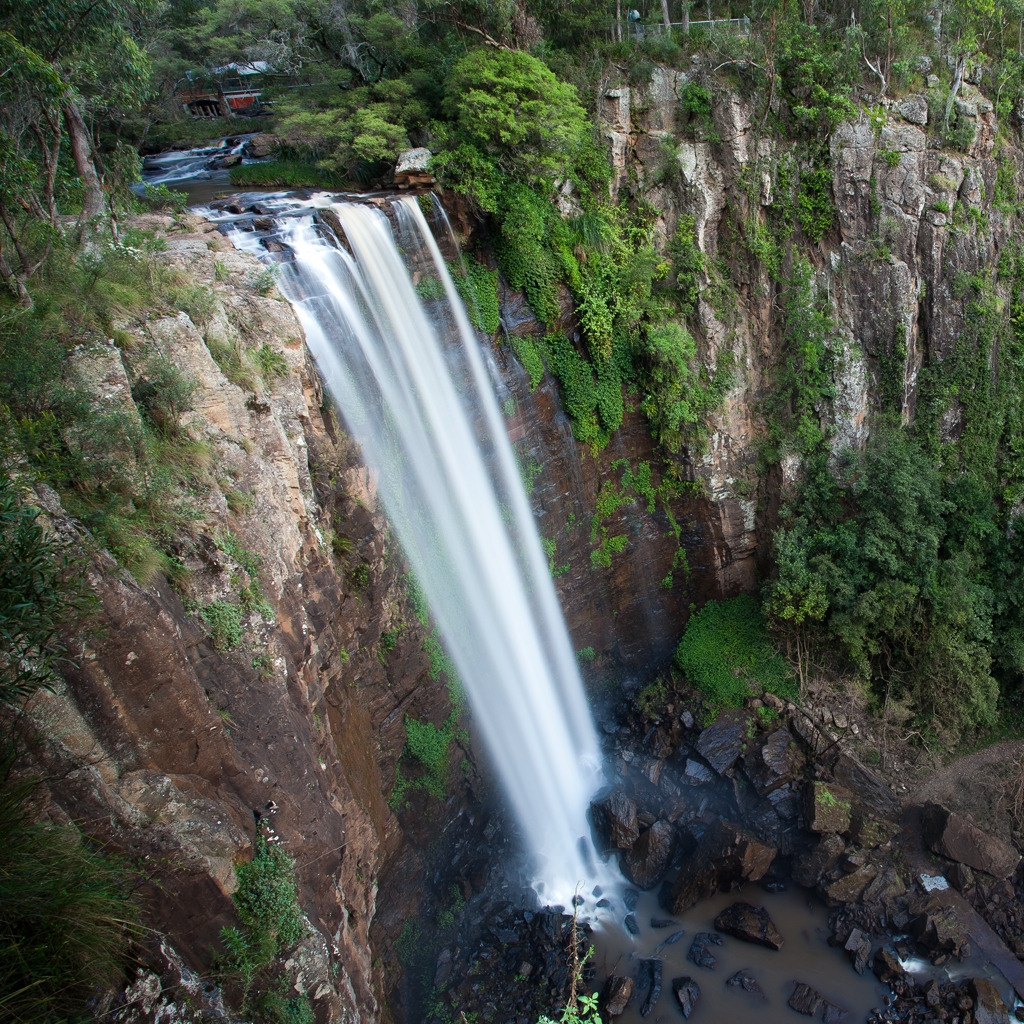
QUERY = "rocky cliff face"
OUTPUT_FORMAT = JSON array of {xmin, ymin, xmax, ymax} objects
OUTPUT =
[
  {"xmin": 25, "ymin": 215, "xmax": 469, "ymax": 1023},
  {"xmin": 589, "ymin": 69, "xmax": 1015, "ymax": 569}
]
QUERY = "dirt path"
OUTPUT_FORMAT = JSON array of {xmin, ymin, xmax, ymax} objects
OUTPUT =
[{"xmin": 902, "ymin": 740, "xmax": 1024, "ymax": 1001}]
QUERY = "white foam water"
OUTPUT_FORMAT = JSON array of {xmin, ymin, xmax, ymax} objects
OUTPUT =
[{"xmin": 224, "ymin": 195, "xmax": 609, "ymax": 906}]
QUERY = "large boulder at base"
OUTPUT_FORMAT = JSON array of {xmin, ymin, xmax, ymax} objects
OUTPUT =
[
  {"xmin": 806, "ymin": 781, "xmax": 854, "ymax": 833},
  {"xmin": 591, "ymin": 789, "xmax": 640, "ymax": 850},
  {"xmin": 660, "ymin": 821, "xmax": 776, "ymax": 915},
  {"xmin": 872, "ymin": 947, "xmax": 906, "ymax": 984},
  {"xmin": 742, "ymin": 727, "xmax": 805, "ymax": 795},
  {"xmin": 922, "ymin": 802, "xmax": 1022, "ymax": 879},
  {"xmin": 243, "ymin": 132, "xmax": 280, "ymax": 158},
  {"xmin": 792, "ymin": 833, "xmax": 845, "ymax": 889},
  {"xmin": 672, "ymin": 977, "xmax": 701, "ymax": 1019},
  {"xmin": 909, "ymin": 894, "xmax": 969, "ymax": 954},
  {"xmin": 789, "ymin": 982, "xmax": 824, "ymax": 1017},
  {"xmin": 394, "ymin": 146, "xmax": 434, "ymax": 187},
  {"xmin": 601, "ymin": 976, "xmax": 633, "ymax": 1016},
  {"xmin": 622, "ymin": 820, "xmax": 675, "ymax": 889},
  {"xmin": 713, "ymin": 902, "xmax": 784, "ymax": 950},
  {"xmin": 970, "ymin": 978, "xmax": 1009, "ymax": 1024},
  {"xmin": 825, "ymin": 864, "xmax": 878, "ymax": 905},
  {"xmin": 639, "ymin": 959, "xmax": 662, "ymax": 1018},
  {"xmin": 844, "ymin": 929, "xmax": 872, "ymax": 975},
  {"xmin": 695, "ymin": 709, "xmax": 750, "ymax": 775}
]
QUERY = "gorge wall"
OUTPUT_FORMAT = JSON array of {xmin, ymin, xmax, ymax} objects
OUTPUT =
[{"xmin": 21, "ymin": 66, "xmax": 1023, "ymax": 1024}]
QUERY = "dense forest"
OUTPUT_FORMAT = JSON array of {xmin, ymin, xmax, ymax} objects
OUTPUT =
[{"xmin": 5, "ymin": 0, "xmax": 1024, "ymax": 1019}]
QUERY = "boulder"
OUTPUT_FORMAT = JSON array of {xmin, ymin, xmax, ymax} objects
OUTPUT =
[
  {"xmin": 244, "ymin": 132, "xmax": 280, "ymax": 158},
  {"xmin": 909, "ymin": 895, "xmax": 968, "ymax": 954},
  {"xmin": 624, "ymin": 914, "xmax": 640, "ymax": 936},
  {"xmin": 872, "ymin": 947, "xmax": 905, "ymax": 984},
  {"xmin": 660, "ymin": 821, "xmax": 776, "ymax": 915},
  {"xmin": 639, "ymin": 959, "xmax": 662, "ymax": 1018},
  {"xmin": 743, "ymin": 727, "xmax": 805, "ymax": 796},
  {"xmin": 825, "ymin": 864, "xmax": 877, "ymax": 905},
  {"xmin": 601, "ymin": 976, "xmax": 633, "ymax": 1016},
  {"xmin": 713, "ymin": 902, "xmax": 784, "ymax": 950},
  {"xmin": 591, "ymin": 790, "xmax": 640, "ymax": 850},
  {"xmin": 793, "ymin": 834, "xmax": 845, "ymax": 889},
  {"xmin": 695, "ymin": 710, "xmax": 749, "ymax": 775},
  {"xmin": 394, "ymin": 147, "xmax": 433, "ymax": 180},
  {"xmin": 970, "ymin": 977, "xmax": 1008, "ymax": 1024},
  {"xmin": 686, "ymin": 932, "xmax": 722, "ymax": 970},
  {"xmin": 622, "ymin": 821, "xmax": 675, "ymax": 889},
  {"xmin": 822, "ymin": 1002, "xmax": 849, "ymax": 1023},
  {"xmin": 806, "ymin": 781, "xmax": 854, "ymax": 833},
  {"xmin": 898, "ymin": 96, "xmax": 929, "ymax": 125},
  {"xmin": 671, "ymin": 977, "xmax": 701, "ymax": 1019},
  {"xmin": 789, "ymin": 982, "xmax": 824, "ymax": 1016},
  {"xmin": 921, "ymin": 802, "xmax": 1022, "ymax": 879},
  {"xmin": 726, "ymin": 969, "xmax": 766, "ymax": 1000},
  {"xmin": 844, "ymin": 928, "xmax": 872, "ymax": 975}
]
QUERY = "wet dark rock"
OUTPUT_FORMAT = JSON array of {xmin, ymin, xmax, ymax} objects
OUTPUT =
[
  {"xmin": 714, "ymin": 902, "xmax": 784, "ymax": 950},
  {"xmin": 833, "ymin": 755, "xmax": 900, "ymax": 824},
  {"xmin": 743, "ymin": 727, "xmax": 805, "ymax": 796},
  {"xmin": 695, "ymin": 710, "xmax": 749, "ymax": 775},
  {"xmin": 651, "ymin": 917, "xmax": 676, "ymax": 928},
  {"xmin": 792, "ymin": 834, "xmax": 845, "ymax": 889},
  {"xmin": 825, "ymin": 865, "xmax": 878, "ymax": 905},
  {"xmin": 434, "ymin": 948, "xmax": 453, "ymax": 988},
  {"xmin": 922, "ymin": 802, "xmax": 1022, "ymax": 879},
  {"xmin": 684, "ymin": 759, "xmax": 716, "ymax": 785},
  {"xmin": 672, "ymin": 977, "xmax": 701, "ymax": 1019},
  {"xmin": 789, "ymin": 982, "xmax": 824, "ymax": 1016},
  {"xmin": 623, "ymin": 888, "xmax": 640, "ymax": 911},
  {"xmin": 806, "ymin": 781, "xmax": 854, "ymax": 833},
  {"xmin": 947, "ymin": 862, "xmax": 974, "ymax": 891},
  {"xmin": 652, "ymin": 929, "xmax": 686, "ymax": 954},
  {"xmin": 686, "ymin": 932, "xmax": 722, "ymax": 970},
  {"xmin": 726, "ymin": 969, "xmax": 766, "ymax": 1000},
  {"xmin": 822, "ymin": 1000, "xmax": 849, "ymax": 1022},
  {"xmin": 844, "ymin": 928, "xmax": 872, "ymax": 975},
  {"xmin": 639, "ymin": 959, "xmax": 662, "ymax": 1017},
  {"xmin": 909, "ymin": 895, "xmax": 968, "ymax": 954},
  {"xmin": 624, "ymin": 914, "xmax": 640, "ymax": 936},
  {"xmin": 596, "ymin": 898, "xmax": 612, "ymax": 909},
  {"xmin": 970, "ymin": 978, "xmax": 1007, "ymax": 1024},
  {"xmin": 872, "ymin": 947, "xmax": 905, "ymax": 984},
  {"xmin": 572, "ymin": 895, "xmax": 585, "ymax": 907},
  {"xmin": 601, "ymin": 975, "xmax": 633, "ymax": 1017},
  {"xmin": 622, "ymin": 820, "xmax": 675, "ymax": 889},
  {"xmin": 591, "ymin": 790, "xmax": 640, "ymax": 850},
  {"xmin": 925, "ymin": 981, "xmax": 941, "ymax": 1008},
  {"xmin": 660, "ymin": 821, "xmax": 776, "ymax": 915}
]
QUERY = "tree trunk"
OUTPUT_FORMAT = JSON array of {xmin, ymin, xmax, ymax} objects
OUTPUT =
[
  {"xmin": 62, "ymin": 99, "xmax": 104, "ymax": 221},
  {"xmin": 944, "ymin": 53, "xmax": 967, "ymax": 126},
  {"xmin": 0, "ymin": 247, "xmax": 31, "ymax": 308},
  {"xmin": 660, "ymin": 0, "xmax": 672, "ymax": 31},
  {"xmin": 616, "ymin": 0, "xmax": 623, "ymax": 41},
  {"xmin": 681, "ymin": 0, "xmax": 689, "ymax": 33}
]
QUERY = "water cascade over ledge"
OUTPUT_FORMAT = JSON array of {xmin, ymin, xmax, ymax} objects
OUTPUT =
[{"xmin": 223, "ymin": 194, "xmax": 609, "ymax": 906}]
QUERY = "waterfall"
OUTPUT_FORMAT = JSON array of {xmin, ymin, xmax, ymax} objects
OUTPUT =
[{"xmin": 224, "ymin": 195, "xmax": 608, "ymax": 906}]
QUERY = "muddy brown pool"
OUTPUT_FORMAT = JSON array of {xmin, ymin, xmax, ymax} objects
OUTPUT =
[{"xmin": 592, "ymin": 886, "xmax": 887, "ymax": 1023}]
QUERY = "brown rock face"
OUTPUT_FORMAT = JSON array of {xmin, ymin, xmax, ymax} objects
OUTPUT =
[
  {"xmin": 713, "ymin": 902, "xmax": 784, "ymax": 950},
  {"xmin": 25, "ymin": 221, "xmax": 468, "ymax": 1022},
  {"xmin": 621, "ymin": 820, "xmax": 675, "ymax": 889},
  {"xmin": 591, "ymin": 789, "xmax": 640, "ymax": 850},
  {"xmin": 661, "ymin": 821, "xmax": 776, "ymax": 915},
  {"xmin": 806, "ymin": 781, "xmax": 854, "ymax": 834},
  {"xmin": 970, "ymin": 977, "xmax": 1009, "ymax": 1024},
  {"xmin": 601, "ymin": 976, "xmax": 633, "ymax": 1016},
  {"xmin": 922, "ymin": 802, "xmax": 1022, "ymax": 879}
]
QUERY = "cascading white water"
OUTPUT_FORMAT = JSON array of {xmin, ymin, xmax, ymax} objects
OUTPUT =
[{"xmin": 228, "ymin": 195, "xmax": 610, "ymax": 905}]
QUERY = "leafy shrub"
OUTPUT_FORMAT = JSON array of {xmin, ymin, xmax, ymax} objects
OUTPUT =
[
  {"xmin": 219, "ymin": 830, "xmax": 306, "ymax": 1009},
  {"xmin": 202, "ymin": 599, "xmax": 244, "ymax": 650},
  {"xmin": 131, "ymin": 356, "xmax": 196, "ymax": 437},
  {"xmin": 669, "ymin": 216, "xmax": 704, "ymax": 315},
  {"xmin": 509, "ymin": 334, "xmax": 545, "ymax": 390},
  {"xmin": 143, "ymin": 183, "xmax": 188, "ymax": 213},
  {"xmin": 451, "ymin": 257, "xmax": 500, "ymax": 333},
  {"xmin": 674, "ymin": 595, "xmax": 797, "ymax": 715},
  {"xmin": 796, "ymin": 165, "xmax": 835, "ymax": 243}
]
